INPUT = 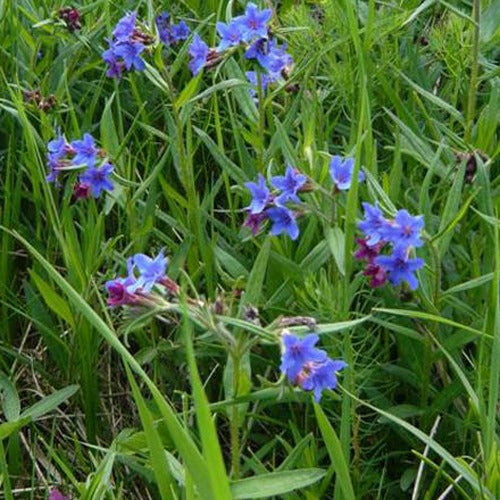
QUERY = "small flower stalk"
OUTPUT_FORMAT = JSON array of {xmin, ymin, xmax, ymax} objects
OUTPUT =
[
  {"xmin": 46, "ymin": 132, "xmax": 114, "ymax": 199},
  {"xmin": 280, "ymin": 332, "xmax": 346, "ymax": 402}
]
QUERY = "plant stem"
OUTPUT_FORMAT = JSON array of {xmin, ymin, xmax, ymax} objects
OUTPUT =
[
  {"xmin": 464, "ymin": 0, "xmax": 481, "ymax": 145},
  {"xmin": 230, "ymin": 351, "xmax": 241, "ymax": 478}
]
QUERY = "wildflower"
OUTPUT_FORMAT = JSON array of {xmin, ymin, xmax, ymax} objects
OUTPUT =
[
  {"xmin": 329, "ymin": 156, "xmax": 365, "ymax": 191},
  {"xmin": 79, "ymin": 162, "xmax": 114, "ymax": 198},
  {"xmin": 216, "ymin": 20, "xmax": 244, "ymax": 52},
  {"xmin": 157, "ymin": 13, "xmax": 190, "ymax": 45},
  {"xmin": 358, "ymin": 202, "xmax": 389, "ymax": 246},
  {"xmin": 354, "ymin": 238, "xmax": 385, "ymax": 262},
  {"xmin": 243, "ymin": 212, "xmax": 267, "ymax": 235},
  {"xmin": 248, "ymin": 38, "xmax": 292, "ymax": 76},
  {"xmin": 383, "ymin": 209, "xmax": 424, "ymax": 250},
  {"xmin": 58, "ymin": 7, "xmax": 82, "ymax": 32},
  {"xmin": 71, "ymin": 133, "xmax": 98, "ymax": 167},
  {"xmin": 188, "ymin": 35, "xmax": 209, "ymax": 75},
  {"xmin": 112, "ymin": 11, "xmax": 137, "ymax": 41},
  {"xmin": 270, "ymin": 166, "xmax": 307, "ymax": 206},
  {"xmin": 170, "ymin": 21, "xmax": 190, "ymax": 43},
  {"xmin": 102, "ymin": 46, "xmax": 123, "ymax": 79},
  {"xmin": 244, "ymin": 174, "xmax": 271, "ymax": 214},
  {"xmin": 49, "ymin": 489, "xmax": 69, "ymax": 500},
  {"xmin": 240, "ymin": 3, "xmax": 272, "ymax": 42},
  {"xmin": 266, "ymin": 206, "xmax": 299, "ymax": 240},
  {"xmin": 362, "ymin": 263, "xmax": 387, "ymax": 288},
  {"xmin": 246, "ymin": 71, "xmax": 273, "ymax": 96},
  {"xmin": 48, "ymin": 133, "xmax": 70, "ymax": 159},
  {"xmin": 300, "ymin": 358, "xmax": 347, "ymax": 402},
  {"xmin": 72, "ymin": 182, "xmax": 91, "ymax": 200},
  {"xmin": 280, "ymin": 333, "xmax": 327, "ymax": 380},
  {"xmin": 133, "ymin": 251, "xmax": 168, "ymax": 291},
  {"xmin": 105, "ymin": 259, "xmax": 144, "ymax": 307},
  {"xmin": 113, "ymin": 41, "xmax": 146, "ymax": 71},
  {"xmin": 375, "ymin": 247, "xmax": 424, "ymax": 290}
]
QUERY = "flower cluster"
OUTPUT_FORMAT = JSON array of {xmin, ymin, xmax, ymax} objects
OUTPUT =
[
  {"xmin": 155, "ymin": 12, "xmax": 190, "ymax": 46},
  {"xmin": 355, "ymin": 202, "xmax": 425, "ymax": 290},
  {"xmin": 46, "ymin": 133, "xmax": 114, "ymax": 199},
  {"xmin": 105, "ymin": 251, "xmax": 179, "ymax": 307},
  {"xmin": 188, "ymin": 2, "xmax": 293, "ymax": 92},
  {"xmin": 103, "ymin": 12, "xmax": 154, "ymax": 79},
  {"xmin": 329, "ymin": 156, "xmax": 365, "ymax": 191},
  {"xmin": 280, "ymin": 333, "xmax": 346, "ymax": 402},
  {"xmin": 243, "ymin": 166, "xmax": 308, "ymax": 240},
  {"xmin": 57, "ymin": 7, "xmax": 82, "ymax": 32}
]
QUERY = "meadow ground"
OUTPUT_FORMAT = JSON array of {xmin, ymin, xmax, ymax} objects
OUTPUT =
[{"xmin": 0, "ymin": 0, "xmax": 499, "ymax": 498}]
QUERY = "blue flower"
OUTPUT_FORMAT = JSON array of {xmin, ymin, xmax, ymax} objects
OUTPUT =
[
  {"xmin": 240, "ymin": 3, "xmax": 272, "ymax": 42},
  {"xmin": 280, "ymin": 333, "xmax": 327, "ymax": 381},
  {"xmin": 300, "ymin": 358, "xmax": 347, "ymax": 402},
  {"xmin": 79, "ymin": 162, "xmax": 114, "ymax": 198},
  {"xmin": 266, "ymin": 206, "xmax": 299, "ymax": 240},
  {"xmin": 188, "ymin": 34, "xmax": 209, "ymax": 75},
  {"xmin": 244, "ymin": 174, "xmax": 270, "ymax": 214},
  {"xmin": 383, "ymin": 209, "xmax": 424, "ymax": 250},
  {"xmin": 155, "ymin": 11, "xmax": 170, "ymax": 43},
  {"xmin": 271, "ymin": 166, "xmax": 307, "ymax": 205},
  {"xmin": 375, "ymin": 247, "xmax": 424, "ymax": 290},
  {"xmin": 246, "ymin": 71, "xmax": 274, "ymax": 96},
  {"xmin": 102, "ymin": 46, "xmax": 123, "ymax": 79},
  {"xmin": 358, "ymin": 202, "xmax": 389, "ymax": 245},
  {"xmin": 171, "ymin": 21, "xmax": 190, "ymax": 43},
  {"xmin": 216, "ymin": 20, "xmax": 244, "ymax": 52},
  {"xmin": 112, "ymin": 12, "xmax": 137, "ymax": 41},
  {"xmin": 133, "ymin": 251, "xmax": 168, "ymax": 291},
  {"xmin": 329, "ymin": 156, "xmax": 365, "ymax": 191},
  {"xmin": 247, "ymin": 38, "xmax": 292, "ymax": 76},
  {"xmin": 71, "ymin": 133, "xmax": 98, "ymax": 167},
  {"xmin": 48, "ymin": 133, "xmax": 69, "ymax": 158},
  {"xmin": 113, "ymin": 41, "xmax": 146, "ymax": 71}
]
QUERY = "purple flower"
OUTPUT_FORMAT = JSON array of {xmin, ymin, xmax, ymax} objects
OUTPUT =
[
  {"xmin": 188, "ymin": 34, "xmax": 209, "ymax": 75},
  {"xmin": 280, "ymin": 333, "xmax": 327, "ymax": 381},
  {"xmin": 362, "ymin": 263, "xmax": 387, "ymax": 288},
  {"xmin": 171, "ymin": 21, "xmax": 190, "ymax": 43},
  {"xmin": 79, "ymin": 162, "xmax": 114, "ymax": 198},
  {"xmin": 105, "ymin": 276, "xmax": 140, "ymax": 307},
  {"xmin": 113, "ymin": 41, "xmax": 145, "ymax": 71},
  {"xmin": 240, "ymin": 3, "xmax": 272, "ymax": 42},
  {"xmin": 300, "ymin": 358, "xmax": 347, "ymax": 402},
  {"xmin": 354, "ymin": 238, "xmax": 385, "ymax": 262},
  {"xmin": 71, "ymin": 133, "xmax": 98, "ymax": 168},
  {"xmin": 49, "ymin": 489, "xmax": 69, "ymax": 500},
  {"xmin": 133, "ymin": 251, "xmax": 168, "ymax": 291},
  {"xmin": 243, "ymin": 212, "xmax": 267, "ymax": 235},
  {"xmin": 266, "ymin": 206, "xmax": 299, "ymax": 240},
  {"xmin": 244, "ymin": 174, "xmax": 270, "ymax": 214},
  {"xmin": 383, "ymin": 209, "xmax": 424, "ymax": 250},
  {"xmin": 375, "ymin": 247, "xmax": 424, "ymax": 290},
  {"xmin": 329, "ymin": 156, "xmax": 365, "ymax": 191},
  {"xmin": 112, "ymin": 12, "xmax": 137, "ymax": 41},
  {"xmin": 216, "ymin": 20, "xmax": 244, "ymax": 52},
  {"xmin": 271, "ymin": 166, "xmax": 307, "ymax": 205},
  {"xmin": 358, "ymin": 202, "xmax": 389, "ymax": 246}
]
